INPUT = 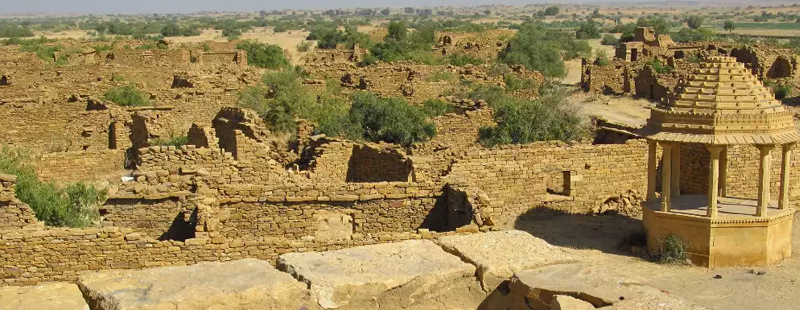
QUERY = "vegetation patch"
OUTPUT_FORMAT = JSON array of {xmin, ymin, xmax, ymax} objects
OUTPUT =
[
  {"xmin": 103, "ymin": 85, "xmax": 151, "ymax": 107},
  {"xmin": 656, "ymin": 234, "xmax": 689, "ymax": 264},
  {"xmin": 0, "ymin": 148, "xmax": 106, "ymax": 228},
  {"xmin": 499, "ymin": 21, "xmax": 590, "ymax": 77},
  {"xmin": 236, "ymin": 40, "xmax": 290, "ymax": 69}
]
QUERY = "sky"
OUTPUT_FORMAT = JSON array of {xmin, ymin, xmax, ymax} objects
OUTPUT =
[{"xmin": 0, "ymin": 0, "xmax": 699, "ymax": 15}]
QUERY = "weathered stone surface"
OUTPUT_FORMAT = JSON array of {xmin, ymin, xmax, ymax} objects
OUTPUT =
[
  {"xmin": 509, "ymin": 263, "xmax": 623, "ymax": 309},
  {"xmin": 78, "ymin": 259, "xmax": 312, "ymax": 310},
  {"xmin": 277, "ymin": 239, "xmax": 483, "ymax": 309},
  {"xmin": 0, "ymin": 282, "xmax": 88, "ymax": 310},
  {"xmin": 551, "ymin": 295, "xmax": 595, "ymax": 310},
  {"xmin": 438, "ymin": 230, "xmax": 576, "ymax": 290}
]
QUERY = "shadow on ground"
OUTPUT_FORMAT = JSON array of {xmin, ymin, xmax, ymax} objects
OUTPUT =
[{"xmin": 512, "ymin": 207, "xmax": 646, "ymax": 256}]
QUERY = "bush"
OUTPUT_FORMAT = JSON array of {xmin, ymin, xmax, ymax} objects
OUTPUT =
[
  {"xmin": 448, "ymin": 54, "xmax": 485, "ymax": 66},
  {"xmin": 0, "ymin": 148, "xmax": 106, "ymax": 227},
  {"xmin": 686, "ymin": 16, "xmax": 704, "ymax": 29},
  {"xmin": 504, "ymin": 75, "xmax": 539, "ymax": 92},
  {"xmin": 478, "ymin": 83, "xmax": 589, "ymax": 146},
  {"xmin": 238, "ymin": 70, "xmax": 315, "ymax": 134},
  {"xmin": 426, "ymin": 70, "xmax": 456, "ymax": 82},
  {"xmin": 297, "ymin": 40, "xmax": 313, "ymax": 52},
  {"xmin": 774, "ymin": 84, "xmax": 792, "ymax": 100},
  {"xmin": 600, "ymin": 34, "xmax": 619, "ymax": 46},
  {"xmin": 103, "ymin": 85, "xmax": 150, "ymax": 107},
  {"xmin": 236, "ymin": 40, "xmax": 290, "ymax": 69},
  {"xmin": 0, "ymin": 22, "xmax": 34, "ymax": 38},
  {"xmin": 594, "ymin": 51, "xmax": 610, "ymax": 66},
  {"xmin": 576, "ymin": 21, "xmax": 601, "ymax": 39},
  {"xmin": 422, "ymin": 99, "xmax": 454, "ymax": 117},
  {"xmin": 656, "ymin": 234, "xmax": 689, "ymax": 264},
  {"xmin": 150, "ymin": 134, "xmax": 188, "ymax": 147},
  {"xmin": 349, "ymin": 92, "xmax": 436, "ymax": 146},
  {"xmin": 499, "ymin": 22, "xmax": 590, "ymax": 77},
  {"xmin": 646, "ymin": 58, "xmax": 673, "ymax": 74}
]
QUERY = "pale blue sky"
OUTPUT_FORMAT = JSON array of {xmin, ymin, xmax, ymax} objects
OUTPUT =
[{"xmin": 0, "ymin": 0, "xmax": 690, "ymax": 15}]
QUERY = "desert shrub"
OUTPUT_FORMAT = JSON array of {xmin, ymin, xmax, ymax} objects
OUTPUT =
[
  {"xmin": 426, "ymin": 70, "xmax": 456, "ymax": 82},
  {"xmin": 238, "ymin": 70, "xmax": 315, "ymax": 134},
  {"xmin": 646, "ymin": 58, "xmax": 673, "ymax": 74},
  {"xmin": 349, "ymin": 92, "xmax": 436, "ymax": 146},
  {"xmin": 150, "ymin": 134, "xmax": 188, "ymax": 147},
  {"xmin": 236, "ymin": 40, "xmax": 289, "ymax": 69},
  {"xmin": 575, "ymin": 21, "xmax": 601, "ymax": 39},
  {"xmin": 487, "ymin": 62, "xmax": 512, "ymax": 77},
  {"xmin": 325, "ymin": 78, "xmax": 342, "ymax": 95},
  {"xmin": 774, "ymin": 84, "xmax": 792, "ymax": 100},
  {"xmin": 594, "ymin": 51, "xmax": 610, "ymax": 66},
  {"xmin": 310, "ymin": 25, "xmax": 371, "ymax": 49},
  {"xmin": 656, "ymin": 234, "xmax": 689, "ymax": 264},
  {"xmin": 0, "ymin": 22, "xmax": 34, "ymax": 38},
  {"xmin": 91, "ymin": 44, "xmax": 113, "ymax": 52},
  {"xmin": 499, "ymin": 22, "xmax": 590, "ymax": 77},
  {"xmin": 448, "ymin": 54, "xmax": 485, "ymax": 66},
  {"xmin": 422, "ymin": 99, "xmax": 454, "ymax": 117},
  {"xmin": 297, "ymin": 40, "xmax": 313, "ymax": 52},
  {"xmin": 202, "ymin": 43, "xmax": 211, "ymax": 51},
  {"xmin": 0, "ymin": 148, "xmax": 106, "ymax": 227},
  {"xmin": 672, "ymin": 28, "xmax": 716, "ymax": 43},
  {"xmin": 504, "ymin": 75, "xmax": 539, "ymax": 92},
  {"xmin": 600, "ymin": 34, "xmax": 619, "ymax": 46},
  {"xmin": 103, "ymin": 85, "xmax": 150, "ymax": 107},
  {"xmin": 478, "ymin": 83, "xmax": 589, "ymax": 146}
]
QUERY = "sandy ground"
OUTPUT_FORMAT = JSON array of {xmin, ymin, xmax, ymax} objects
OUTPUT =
[{"xmin": 513, "ymin": 209, "xmax": 800, "ymax": 310}]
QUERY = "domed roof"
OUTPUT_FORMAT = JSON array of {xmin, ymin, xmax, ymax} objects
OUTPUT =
[{"xmin": 642, "ymin": 56, "xmax": 800, "ymax": 145}]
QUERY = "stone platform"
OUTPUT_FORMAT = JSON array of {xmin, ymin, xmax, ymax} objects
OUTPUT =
[{"xmin": 643, "ymin": 195, "xmax": 794, "ymax": 267}]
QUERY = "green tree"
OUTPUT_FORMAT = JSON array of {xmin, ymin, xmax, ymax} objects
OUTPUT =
[
  {"xmin": 544, "ymin": 6, "xmax": 560, "ymax": 16},
  {"xmin": 499, "ymin": 22, "xmax": 590, "ymax": 77},
  {"xmin": 381, "ymin": 8, "xmax": 391, "ymax": 16},
  {"xmin": 723, "ymin": 20, "xmax": 735, "ymax": 33},
  {"xmin": 686, "ymin": 16, "xmax": 704, "ymax": 29},
  {"xmin": 637, "ymin": 17, "xmax": 670, "ymax": 34},
  {"xmin": 236, "ymin": 40, "xmax": 289, "ymax": 69},
  {"xmin": 349, "ymin": 92, "xmax": 436, "ymax": 146},
  {"xmin": 576, "ymin": 21, "xmax": 601, "ymax": 39},
  {"xmin": 386, "ymin": 21, "xmax": 408, "ymax": 42}
]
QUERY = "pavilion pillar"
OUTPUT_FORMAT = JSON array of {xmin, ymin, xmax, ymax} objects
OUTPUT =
[
  {"xmin": 757, "ymin": 145, "xmax": 775, "ymax": 217},
  {"xmin": 706, "ymin": 145, "xmax": 724, "ymax": 218},
  {"xmin": 660, "ymin": 143, "xmax": 673, "ymax": 212},
  {"xmin": 780, "ymin": 143, "xmax": 795, "ymax": 210},
  {"xmin": 719, "ymin": 147, "xmax": 728, "ymax": 197},
  {"xmin": 647, "ymin": 140, "xmax": 658, "ymax": 201},
  {"xmin": 671, "ymin": 145, "xmax": 681, "ymax": 196}
]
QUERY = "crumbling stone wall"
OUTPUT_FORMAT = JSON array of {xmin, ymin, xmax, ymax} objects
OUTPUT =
[
  {"xmin": 33, "ymin": 150, "xmax": 126, "ymax": 183},
  {"xmin": 0, "ymin": 175, "xmax": 38, "ymax": 230},
  {"xmin": 100, "ymin": 196, "xmax": 191, "ymax": 240},
  {"xmin": 447, "ymin": 140, "xmax": 648, "ymax": 223},
  {"xmin": 346, "ymin": 144, "xmax": 413, "ymax": 182}
]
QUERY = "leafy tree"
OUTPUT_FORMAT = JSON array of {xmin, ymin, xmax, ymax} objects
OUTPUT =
[
  {"xmin": 478, "ymin": 83, "xmax": 589, "ymax": 146},
  {"xmin": 236, "ymin": 40, "xmax": 289, "ymax": 69},
  {"xmin": 601, "ymin": 34, "xmax": 619, "ymax": 45},
  {"xmin": 544, "ymin": 6, "xmax": 560, "ymax": 16},
  {"xmin": 404, "ymin": 7, "xmax": 415, "ymax": 14},
  {"xmin": 349, "ymin": 92, "xmax": 436, "ymax": 146},
  {"xmin": 686, "ymin": 16, "xmax": 704, "ymax": 29},
  {"xmin": 723, "ymin": 20, "xmax": 735, "ymax": 33},
  {"xmin": 576, "ymin": 21, "xmax": 601, "ymax": 39},
  {"xmin": 387, "ymin": 21, "xmax": 408, "ymax": 42},
  {"xmin": 637, "ymin": 17, "xmax": 670, "ymax": 34},
  {"xmin": 381, "ymin": 8, "xmax": 391, "ymax": 16},
  {"xmin": 499, "ymin": 22, "xmax": 590, "ymax": 77}
]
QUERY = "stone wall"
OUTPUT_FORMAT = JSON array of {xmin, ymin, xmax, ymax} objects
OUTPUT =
[
  {"xmin": 0, "ymin": 175, "xmax": 38, "ymax": 230},
  {"xmin": 680, "ymin": 144, "xmax": 800, "ymax": 200},
  {"xmin": 0, "ymin": 226, "xmax": 431, "ymax": 286},
  {"xmin": 33, "ymin": 150, "xmax": 126, "ymax": 183},
  {"xmin": 448, "ymin": 140, "xmax": 648, "ymax": 223}
]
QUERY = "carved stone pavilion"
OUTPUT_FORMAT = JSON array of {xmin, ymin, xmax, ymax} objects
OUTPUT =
[{"xmin": 640, "ymin": 56, "xmax": 798, "ymax": 267}]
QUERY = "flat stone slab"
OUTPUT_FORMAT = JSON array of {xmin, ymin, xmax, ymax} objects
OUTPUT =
[
  {"xmin": 278, "ymin": 239, "xmax": 483, "ymax": 309},
  {"xmin": 78, "ymin": 259, "xmax": 311, "ymax": 310},
  {"xmin": 509, "ymin": 263, "xmax": 707, "ymax": 310},
  {"xmin": 0, "ymin": 282, "xmax": 88, "ymax": 310},
  {"xmin": 437, "ymin": 230, "xmax": 577, "ymax": 290}
]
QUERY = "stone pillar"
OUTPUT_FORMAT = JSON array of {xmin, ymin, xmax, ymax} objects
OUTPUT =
[
  {"xmin": 719, "ymin": 147, "xmax": 728, "ymax": 197},
  {"xmin": 757, "ymin": 145, "xmax": 774, "ymax": 217},
  {"xmin": 706, "ymin": 145, "xmax": 724, "ymax": 218},
  {"xmin": 671, "ymin": 145, "xmax": 681, "ymax": 196},
  {"xmin": 780, "ymin": 143, "xmax": 795, "ymax": 210},
  {"xmin": 660, "ymin": 143, "xmax": 673, "ymax": 212},
  {"xmin": 647, "ymin": 140, "xmax": 658, "ymax": 201}
]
